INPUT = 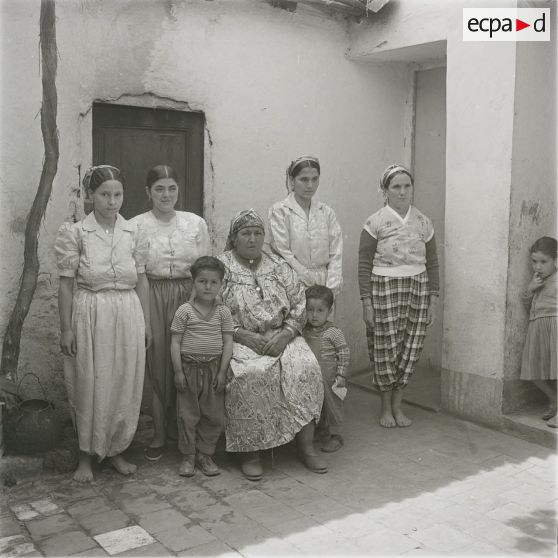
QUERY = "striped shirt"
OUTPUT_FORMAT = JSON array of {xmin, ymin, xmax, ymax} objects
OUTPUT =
[
  {"xmin": 304, "ymin": 323, "xmax": 350, "ymax": 377},
  {"xmin": 171, "ymin": 302, "xmax": 234, "ymax": 356}
]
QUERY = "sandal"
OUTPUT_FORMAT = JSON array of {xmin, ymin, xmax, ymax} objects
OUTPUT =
[
  {"xmin": 240, "ymin": 452, "xmax": 263, "ymax": 481},
  {"xmin": 144, "ymin": 446, "xmax": 164, "ymax": 461},
  {"xmin": 546, "ymin": 415, "xmax": 558, "ymax": 428},
  {"xmin": 300, "ymin": 451, "xmax": 328, "ymax": 474},
  {"xmin": 542, "ymin": 406, "xmax": 557, "ymax": 421},
  {"xmin": 320, "ymin": 435, "xmax": 343, "ymax": 453}
]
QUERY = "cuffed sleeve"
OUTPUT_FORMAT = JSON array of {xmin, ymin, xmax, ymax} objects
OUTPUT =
[
  {"xmin": 326, "ymin": 208, "xmax": 343, "ymax": 296},
  {"xmin": 425, "ymin": 235, "xmax": 440, "ymax": 294},
  {"xmin": 358, "ymin": 230, "xmax": 377, "ymax": 299}
]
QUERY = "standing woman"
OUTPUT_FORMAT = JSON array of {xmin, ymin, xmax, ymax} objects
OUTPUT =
[
  {"xmin": 56, "ymin": 165, "xmax": 151, "ymax": 482},
  {"xmin": 268, "ymin": 156, "xmax": 343, "ymax": 296},
  {"xmin": 358, "ymin": 164, "xmax": 439, "ymax": 428},
  {"xmin": 130, "ymin": 165, "xmax": 210, "ymax": 460}
]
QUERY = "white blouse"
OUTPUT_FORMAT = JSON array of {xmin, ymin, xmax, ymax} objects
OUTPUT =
[
  {"xmin": 130, "ymin": 211, "xmax": 210, "ymax": 280},
  {"xmin": 268, "ymin": 192, "xmax": 343, "ymax": 295}
]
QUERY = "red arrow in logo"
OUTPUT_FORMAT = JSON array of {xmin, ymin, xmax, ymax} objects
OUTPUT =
[{"xmin": 516, "ymin": 19, "xmax": 530, "ymax": 31}]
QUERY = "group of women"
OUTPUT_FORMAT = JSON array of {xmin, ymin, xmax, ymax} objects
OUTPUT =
[{"xmin": 56, "ymin": 157, "xmax": 439, "ymax": 482}]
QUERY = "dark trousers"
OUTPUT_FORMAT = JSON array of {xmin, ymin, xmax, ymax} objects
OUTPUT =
[{"xmin": 177, "ymin": 354, "xmax": 224, "ymax": 456}]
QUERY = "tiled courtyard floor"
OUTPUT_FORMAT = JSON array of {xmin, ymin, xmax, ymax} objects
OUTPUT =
[{"xmin": 1, "ymin": 387, "xmax": 556, "ymax": 557}]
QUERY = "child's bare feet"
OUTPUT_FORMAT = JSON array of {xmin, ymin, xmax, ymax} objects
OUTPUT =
[
  {"xmin": 109, "ymin": 455, "xmax": 137, "ymax": 476},
  {"xmin": 73, "ymin": 452, "xmax": 93, "ymax": 483},
  {"xmin": 393, "ymin": 409, "xmax": 413, "ymax": 427},
  {"xmin": 379, "ymin": 411, "xmax": 397, "ymax": 428}
]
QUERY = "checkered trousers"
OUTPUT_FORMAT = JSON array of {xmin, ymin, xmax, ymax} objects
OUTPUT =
[{"xmin": 366, "ymin": 272, "xmax": 430, "ymax": 391}]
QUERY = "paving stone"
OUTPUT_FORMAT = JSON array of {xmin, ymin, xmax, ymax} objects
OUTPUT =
[
  {"xmin": 10, "ymin": 504, "xmax": 40, "ymax": 522},
  {"xmin": 168, "ymin": 488, "xmax": 219, "ymax": 513},
  {"xmin": 352, "ymin": 527, "xmax": 421, "ymax": 555},
  {"xmin": 153, "ymin": 524, "xmax": 216, "ymax": 552},
  {"xmin": 78, "ymin": 509, "xmax": 132, "ymax": 537},
  {"xmin": 465, "ymin": 518, "xmax": 528, "ymax": 550},
  {"xmin": 25, "ymin": 514, "xmax": 78, "ymax": 540},
  {"xmin": 0, "ymin": 514, "xmax": 24, "ymax": 537},
  {"xmin": 29, "ymin": 498, "xmax": 60, "ymax": 516},
  {"xmin": 486, "ymin": 501, "xmax": 533, "ymax": 523},
  {"xmin": 94, "ymin": 525, "xmax": 155, "ymax": 556},
  {"xmin": 50, "ymin": 485, "xmax": 98, "ymax": 504},
  {"xmin": 74, "ymin": 548, "xmax": 109, "ymax": 556},
  {"xmin": 118, "ymin": 495, "xmax": 171, "ymax": 517},
  {"xmin": 188, "ymin": 503, "xmax": 236, "ymax": 524},
  {"xmin": 115, "ymin": 542, "xmax": 173, "ymax": 556},
  {"xmin": 0, "ymin": 535, "xmax": 37, "ymax": 557},
  {"xmin": 38, "ymin": 530, "xmax": 98, "ymax": 556},
  {"xmin": 408, "ymin": 523, "xmax": 477, "ymax": 552},
  {"xmin": 240, "ymin": 537, "xmax": 306, "ymax": 557},
  {"xmin": 137, "ymin": 507, "xmax": 190, "ymax": 534},
  {"xmin": 176, "ymin": 540, "xmax": 242, "ymax": 557},
  {"xmin": 67, "ymin": 497, "xmax": 113, "ymax": 519}
]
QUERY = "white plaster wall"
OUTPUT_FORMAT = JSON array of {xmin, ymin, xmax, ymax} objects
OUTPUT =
[
  {"xmin": 503, "ymin": 18, "xmax": 557, "ymax": 411},
  {"xmin": 346, "ymin": 0, "xmax": 537, "ymax": 425},
  {"xmin": 0, "ymin": 0, "xmax": 410, "ymax": 401}
]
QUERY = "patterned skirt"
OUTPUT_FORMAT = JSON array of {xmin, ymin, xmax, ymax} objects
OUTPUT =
[
  {"xmin": 64, "ymin": 288, "xmax": 145, "ymax": 459},
  {"xmin": 520, "ymin": 317, "xmax": 557, "ymax": 381},
  {"xmin": 225, "ymin": 334, "xmax": 324, "ymax": 452},
  {"xmin": 147, "ymin": 277, "xmax": 192, "ymax": 411},
  {"xmin": 367, "ymin": 272, "xmax": 430, "ymax": 391}
]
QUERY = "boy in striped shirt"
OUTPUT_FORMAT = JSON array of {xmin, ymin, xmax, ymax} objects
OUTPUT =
[
  {"xmin": 170, "ymin": 257, "xmax": 233, "ymax": 477},
  {"xmin": 303, "ymin": 285, "xmax": 350, "ymax": 453}
]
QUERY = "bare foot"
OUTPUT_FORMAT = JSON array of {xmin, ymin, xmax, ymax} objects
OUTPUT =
[
  {"xmin": 393, "ymin": 409, "xmax": 413, "ymax": 427},
  {"xmin": 73, "ymin": 453, "xmax": 93, "ymax": 483},
  {"xmin": 380, "ymin": 411, "xmax": 397, "ymax": 428},
  {"xmin": 109, "ymin": 455, "xmax": 137, "ymax": 476}
]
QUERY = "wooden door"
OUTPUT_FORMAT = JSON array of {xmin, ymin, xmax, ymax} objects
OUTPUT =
[{"xmin": 92, "ymin": 103, "xmax": 204, "ymax": 219}]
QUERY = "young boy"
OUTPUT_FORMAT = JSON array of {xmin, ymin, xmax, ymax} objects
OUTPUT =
[
  {"xmin": 303, "ymin": 285, "xmax": 350, "ymax": 452},
  {"xmin": 170, "ymin": 256, "xmax": 233, "ymax": 477}
]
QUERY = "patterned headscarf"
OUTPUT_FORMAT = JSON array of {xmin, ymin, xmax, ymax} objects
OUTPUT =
[
  {"xmin": 225, "ymin": 209, "xmax": 265, "ymax": 251},
  {"xmin": 379, "ymin": 164, "xmax": 413, "ymax": 204},
  {"xmin": 82, "ymin": 165, "xmax": 121, "ymax": 191},
  {"xmin": 285, "ymin": 156, "xmax": 320, "ymax": 191}
]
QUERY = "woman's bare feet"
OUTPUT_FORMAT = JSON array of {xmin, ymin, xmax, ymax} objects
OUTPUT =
[
  {"xmin": 393, "ymin": 409, "xmax": 413, "ymax": 427},
  {"xmin": 379, "ymin": 391, "xmax": 397, "ymax": 427},
  {"xmin": 73, "ymin": 452, "xmax": 93, "ymax": 483},
  {"xmin": 392, "ymin": 389, "xmax": 412, "ymax": 427},
  {"xmin": 109, "ymin": 455, "xmax": 137, "ymax": 476}
]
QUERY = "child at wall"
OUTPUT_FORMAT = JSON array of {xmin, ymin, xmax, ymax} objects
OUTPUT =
[
  {"xmin": 170, "ymin": 256, "xmax": 234, "ymax": 476},
  {"xmin": 303, "ymin": 285, "xmax": 350, "ymax": 452},
  {"xmin": 520, "ymin": 236, "xmax": 557, "ymax": 428}
]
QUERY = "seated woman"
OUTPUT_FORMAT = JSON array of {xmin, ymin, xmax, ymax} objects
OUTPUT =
[{"xmin": 218, "ymin": 209, "xmax": 327, "ymax": 481}]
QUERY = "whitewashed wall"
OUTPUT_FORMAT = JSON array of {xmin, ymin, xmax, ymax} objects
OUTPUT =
[{"xmin": 0, "ymin": 0, "xmax": 410, "ymax": 402}]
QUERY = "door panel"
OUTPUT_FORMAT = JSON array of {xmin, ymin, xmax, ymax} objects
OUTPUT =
[{"xmin": 92, "ymin": 104, "xmax": 204, "ymax": 219}]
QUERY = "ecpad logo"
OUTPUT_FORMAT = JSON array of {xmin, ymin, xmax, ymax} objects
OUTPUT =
[{"xmin": 463, "ymin": 8, "xmax": 550, "ymax": 41}]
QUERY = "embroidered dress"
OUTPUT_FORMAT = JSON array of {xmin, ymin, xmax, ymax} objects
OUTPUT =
[
  {"xmin": 268, "ymin": 192, "xmax": 343, "ymax": 295},
  {"xmin": 361, "ymin": 205, "xmax": 435, "ymax": 391},
  {"xmin": 218, "ymin": 250, "xmax": 323, "ymax": 452},
  {"xmin": 303, "ymin": 323, "xmax": 349, "ymax": 434},
  {"xmin": 55, "ymin": 212, "xmax": 148, "ymax": 459},
  {"xmin": 130, "ymin": 211, "xmax": 210, "ymax": 415},
  {"xmin": 520, "ymin": 272, "xmax": 557, "ymax": 381}
]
